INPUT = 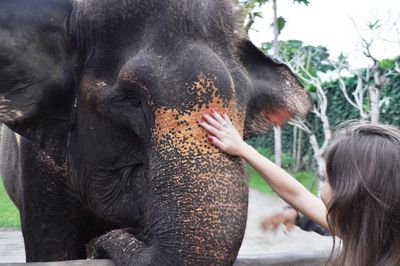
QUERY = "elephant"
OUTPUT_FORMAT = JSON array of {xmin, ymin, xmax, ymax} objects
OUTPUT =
[{"xmin": 0, "ymin": 0, "xmax": 311, "ymax": 265}]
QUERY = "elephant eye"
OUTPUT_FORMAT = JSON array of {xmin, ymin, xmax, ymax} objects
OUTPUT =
[{"xmin": 128, "ymin": 94, "xmax": 141, "ymax": 108}]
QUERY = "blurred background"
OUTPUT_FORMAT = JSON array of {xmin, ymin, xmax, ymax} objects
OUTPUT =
[{"xmin": 238, "ymin": 0, "xmax": 400, "ymax": 195}]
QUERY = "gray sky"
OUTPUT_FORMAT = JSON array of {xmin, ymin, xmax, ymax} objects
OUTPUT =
[{"xmin": 249, "ymin": 0, "xmax": 400, "ymax": 68}]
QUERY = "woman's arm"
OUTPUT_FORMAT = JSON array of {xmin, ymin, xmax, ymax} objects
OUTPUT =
[{"xmin": 198, "ymin": 110, "xmax": 329, "ymax": 230}]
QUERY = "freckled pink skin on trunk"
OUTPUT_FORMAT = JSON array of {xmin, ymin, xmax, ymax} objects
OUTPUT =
[{"xmin": 151, "ymin": 75, "xmax": 248, "ymax": 265}]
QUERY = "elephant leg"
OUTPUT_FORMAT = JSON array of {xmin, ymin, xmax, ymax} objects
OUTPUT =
[
  {"xmin": 92, "ymin": 229, "xmax": 153, "ymax": 266},
  {"xmin": 19, "ymin": 140, "xmax": 87, "ymax": 262},
  {"xmin": 21, "ymin": 206, "xmax": 87, "ymax": 262}
]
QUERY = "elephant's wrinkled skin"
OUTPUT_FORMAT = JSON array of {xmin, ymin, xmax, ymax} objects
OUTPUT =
[{"xmin": 0, "ymin": 0, "xmax": 311, "ymax": 265}]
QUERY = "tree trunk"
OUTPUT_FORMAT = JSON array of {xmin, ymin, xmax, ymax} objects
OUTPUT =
[
  {"xmin": 369, "ymin": 86, "xmax": 380, "ymax": 123},
  {"xmin": 295, "ymin": 129, "xmax": 303, "ymax": 171},
  {"xmin": 244, "ymin": 14, "xmax": 255, "ymax": 37},
  {"xmin": 272, "ymin": 0, "xmax": 282, "ymax": 167},
  {"xmin": 274, "ymin": 126, "xmax": 282, "ymax": 167},
  {"xmin": 292, "ymin": 126, "xmax": 297, "ymax": 170},
  {"xmin": 309, "ymin": 134, "xmax": 326, "ymax": 196},
  {"xmin": 272, "ymin": 0, "xmax": 280, "ymax": 59}
]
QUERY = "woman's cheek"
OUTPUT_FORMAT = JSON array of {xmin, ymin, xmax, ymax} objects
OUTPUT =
[{"xmin": 320, "ymin": 182, "xmax": 333, "ymax": 207}]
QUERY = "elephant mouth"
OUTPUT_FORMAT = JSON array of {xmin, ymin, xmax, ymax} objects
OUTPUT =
[{"xmin": 87, "ymin": 161, "xmax": 148, "ymax": 223}]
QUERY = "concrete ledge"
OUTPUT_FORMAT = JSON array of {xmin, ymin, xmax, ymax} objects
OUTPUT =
[
  {"xmin": 0, "ymin": 261, "xmax": 113, "ymax": 266},
  {"xmin": 0, "ymin": 251, "xmax": 329, "ymax": 266},
  {"xmin": 234, "ymin": 251, "xmax": 330, "ymax": 266}
]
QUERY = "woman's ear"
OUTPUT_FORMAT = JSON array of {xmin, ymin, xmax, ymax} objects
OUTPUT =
[{"xmin": 236, "ymin": 38, "xmax": 311, "ymax": 139}]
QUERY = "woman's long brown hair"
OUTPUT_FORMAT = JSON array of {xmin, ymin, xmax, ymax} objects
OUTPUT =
[{"xmin": 325, "ymin": 122, "xmax": 400, "ymax": 266}]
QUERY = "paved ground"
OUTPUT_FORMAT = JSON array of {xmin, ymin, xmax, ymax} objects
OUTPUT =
[
  {"xmin": 239, "ymin": 189, "xmax": 332, "ymax": 256},
  {"xmin": 0, "ymin": 189, "xmax": 332, "ymax": 263}
]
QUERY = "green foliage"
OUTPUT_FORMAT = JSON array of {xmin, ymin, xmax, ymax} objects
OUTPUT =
[
  {"xmin": 321, "ymin": 77, "xmax": 361, "ymax": 126},
  {"xmin": 293, "ymin": 0, "xmax": 310, "ymax": 5},
  {"xmin": 252, "ymin": 146, "xmax": 294, "ymax": 169},
  {"xmin": 261, "ymin": 40, "xmax": 334, "ymax": 74},
  {"xmin": 240, "ymin": 0, "xmax": 310, "ymax": 7},
  {"xmin": 247, "ymin": 137, "xmax": 317, "ymax": 196},
  {"xmin": 239, "ymin": 0, "xmax": 269, "ymax": 10},
  {"xmin": 270, "ymin": 16, "xmax": 286, "ymax": 34},
  {"xmin": 278, "ymin": 51, "xmax": 397, "ymax": 171},
  {"xmin": 256, "ymin": 39, "xmax": 400, "ymax": 173},
  {"xmin": 248, "ymin": 166, "xmax": 275, "ymax": 194},
  {"xmin": 254, "ymin": 146, "xmax": 274, "ymax": 158},
  {"xmin": 331, "ymin": 53, "xmax": 350, "ymax": 71},
  {"xmin": 239, "ymin": 0, "xmax": 310, "ymax": 34},
  {"xmin": 251, "ymin": 11, "xmax": 263, "ymax": 19},
  {"xmin": 380, "ymin": 71, "xmax": 400, "ymax": 126},
  {"xmin": 367, "ymin": 20, "xmax": 381, "ymax": 30},
  {"xmin": 0, "ymin": 180, "xmax": 20, "ymax": 228},
  {"xmin": 248, "ymin": 168, "xmax": 318, "ymax": 196},
  {"xmin": 293, "ymin": 171, "xmax": 318, "ymax": 194},
  {"xmin": 379, "ymin": 58, "xmax": 395, "ymax": 70}
]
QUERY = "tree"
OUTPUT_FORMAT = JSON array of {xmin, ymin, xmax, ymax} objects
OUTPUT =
[
  {"xmin": 271, "ymin": 0, "xmax": 282, "ymax": 167},
  {"xmin": 331, "ymin": 20, "xmax": 398, "ymax": 124},
  {"xmin": 262, "ymin": 40, "xmax": 334, "ymax": 192},
  {"xmin": 236, "ymin": 0, "xmax": 310, "ymax": 37},
  {"xmin": 238, "ymin": 0, "xmax": 310, "ymax": 167}
]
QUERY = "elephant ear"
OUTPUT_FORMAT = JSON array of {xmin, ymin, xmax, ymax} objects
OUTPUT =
[
  {"xmin": 0, "ymin": 0, "xmax": 76, "ymax": 163},
  {"xmin": 237, "ymin": 39, "xmax": 312, "ymax": 140}
]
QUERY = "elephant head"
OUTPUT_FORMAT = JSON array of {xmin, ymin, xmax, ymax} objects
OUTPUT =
[{"xmin": 0, "ymin": 0, "xmax": 311, "ymax": 265}]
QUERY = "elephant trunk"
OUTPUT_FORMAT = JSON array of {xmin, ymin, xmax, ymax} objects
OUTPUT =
[
  {"xmin": 94, "ymin": 152, "xmax": 248, "ymax": 266},
  {"xmin": 146, "ymin": 152, "xmax": 249, "ymax": 265},
  {"xmin": 144, "ymin": 102, "xmax": 248, "ymax": 265}
]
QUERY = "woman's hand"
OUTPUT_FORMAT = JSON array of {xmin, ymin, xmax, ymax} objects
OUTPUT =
[
  {"xmin": 197, "ymin": 110, "xmax": 248, "ymax": 157},
  {"xmin": 260, "ymin": 207, "xmax": 298, "ymax": 233}
]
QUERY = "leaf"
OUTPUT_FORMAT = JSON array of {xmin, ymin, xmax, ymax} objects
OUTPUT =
[
  {"xmin": 243, "ymin": 0, "xmax": 270, "ymax": 8},
  {"xmin": 367, "ymin": 20, "xmax": 381, "ymax": 30},
  {"xmin": 253, "ymin": 11, "xmax": 263, "ymax": 18},
  {"xmin": 379, "ymin": 59, "xmax": 394, "ymax": 70},
  {"xmin": 270, "ymin": 17, "xmax": 286, "ymax": 34},
  {"xmin": 256, "ymin": 0, "xmax": 271, "ymax": 5},
  {"xmin": 293, "ymin": 0, "xmax": 310, "ymax": 5},
  {"xmin": 277, "ymin": 16, "xmax": 287, "ymax": 33},
  {"xmin": 261, "ymin": 42, "xmax": 273, "ymax": 52}
]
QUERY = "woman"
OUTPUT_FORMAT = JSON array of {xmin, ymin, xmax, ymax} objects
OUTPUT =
[{"xmin": 198, "ymin": 110, "xmax": 400, "ymax": 265}]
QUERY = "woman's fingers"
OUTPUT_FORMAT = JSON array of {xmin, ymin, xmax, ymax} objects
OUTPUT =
[
  {"xmin": 285, "ymin": 223, "xmax": 295, "ymax": 231},
  {"xmin": 198, "ymin": 111, "xmax": 245, "ymax": 156},
  {"xmin": 202, "ymin": 113, "xmax": 224, "ymax": 130},
  {"xmin": 210, "ymin": 110, "xmax": 225, "ymax": 124},
  {"xmin": 202, "ymin": 110, "xmax": 234, "ymax": 131},
  {"xmin": 221, "ymin": 112, "xmax": 233, "ymax": 126},
  {"xmin": 260, "ymin": 215, "xmax": 287, "ymax": 232},
  {"xmin": 261, "ymin": 217, "xmax": 277, "ymax": 231},
  {"xmin": 198, "ymin": 120, "xmax": 223, "ymax": 139},
  {"xmin": 208, "ymin": 136, "xmax": 226, "ymax": 151},
  {"xmin": 260, "ymin": 221, "xmax": 269, "ymax": 231}
]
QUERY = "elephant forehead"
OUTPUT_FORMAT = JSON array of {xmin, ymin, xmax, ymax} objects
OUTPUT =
[
  {"xmin": 153, "ymin": 108, "xmax": 242, "ymax": 158},
  {"xmin": 152, "ymin": 75, "xmax": 245, "ymax": 158}
]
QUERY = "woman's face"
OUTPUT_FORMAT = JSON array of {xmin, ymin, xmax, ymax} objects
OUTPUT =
[{"xmin": 320, "ymin": 173, "xmax": 333, "ymax": 207}]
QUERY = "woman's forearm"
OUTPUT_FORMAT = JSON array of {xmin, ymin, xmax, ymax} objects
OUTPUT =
[
  {"xmin": 197, "ymin": 111, "xmax": 329, "ymax": 229},
  {"xmin": 239, "ymin": 143, "xmax": 329, "ymax": 230}
]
